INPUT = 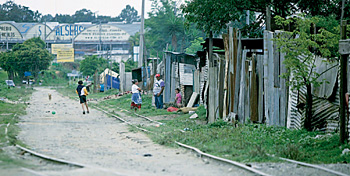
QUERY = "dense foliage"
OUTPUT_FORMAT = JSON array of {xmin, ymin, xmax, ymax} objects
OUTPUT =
[{"xmin": 0, "ymin": 37, "xmax": 52, "ymax": 81}]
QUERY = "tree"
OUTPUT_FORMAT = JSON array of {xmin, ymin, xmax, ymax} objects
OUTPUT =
[
  {"xmin": 0, "ymin": 37, "xmax": 52, "ymax": 81},
  {"xmin": 185, "ymin": 37, "xmax": 204, "ymax": 54},
  {"xmin": 144, "ymin": 0, "xmax": 205, "ymax": 57},
  {"xmin": 73, "ymin": 9, "xmax": 96, "ymax": 22},
  {"xmin": 274, "ymin": 15, "xmax": 339, "ymax": 131},
  {"xmin": 0, "ymin": 0, "xmax": 41, "ymax": 22},
  {"xmin": 53, "ymin": 14, "xmax": 74, "ymax": 23},
  {"xmin": 119, "ymin": 5, "xmax": 139, "ymax": 24},
  {"xmin": 79, "ymin": 55, "xmax": 107, "ymax": 76}
]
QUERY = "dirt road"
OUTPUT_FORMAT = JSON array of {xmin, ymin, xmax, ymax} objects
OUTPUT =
[{"xmin": 16, "ymin": 88, "xmax": 250, "ymax": 176}]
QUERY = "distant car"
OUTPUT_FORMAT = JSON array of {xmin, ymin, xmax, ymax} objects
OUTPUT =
[
  {"xmin": 5, "ymin": 80, "xmax": 15, "ymax": 87},
  {"xmin": 22, "ymin": 80, "xmax": 28, "ymax": 84}
]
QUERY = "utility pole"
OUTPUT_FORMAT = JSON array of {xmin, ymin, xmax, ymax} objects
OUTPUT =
[
  {"xmin": 99, "ymin": 21, "xmax": 102, "ymax": 58},
  {"xmin": 139, "ymin": 0, "xmax": 145, "ymax": 68},
  {"xmin": 340, "ymin": 20, "xmax": 348, "ymax": 144}
]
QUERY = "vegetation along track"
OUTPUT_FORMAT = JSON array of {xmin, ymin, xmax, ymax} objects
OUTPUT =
[
  {"xmin": 92, "ymin": 103, "xmax": 271, "ymax": 176},
  {"xmin": 93, "ymin": 100, "xmax": 350, "ymax": 176}
]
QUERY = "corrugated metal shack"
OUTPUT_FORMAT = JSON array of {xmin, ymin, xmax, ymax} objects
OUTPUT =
[
  {"xmin": 197, "ymin": 28, "xmax": 350, "ymax": 136},
  {"xmin": 163, "ymin": 52, "xmax": 198, "ymax": 106}
]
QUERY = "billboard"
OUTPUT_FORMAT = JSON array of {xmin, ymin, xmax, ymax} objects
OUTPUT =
[
  {"xmin": 52, "ymin": 44, "xmax": 74, "ymax": 62},
  {"xmin": 51, "ymin": 44, "xmax": 73, "ymax": 54},
  {"xmin": 0, "ymin": 23, "xmax": 22, "ymax": 39},
  {"xmin": 75, "ymin": 24, "xmax": 130, "ymax": 41},
  {"xmin": 57, "ymin": 48, "xmax": 74, "ymax": 62}
]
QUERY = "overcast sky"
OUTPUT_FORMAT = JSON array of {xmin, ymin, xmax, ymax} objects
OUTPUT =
[{"xmin": 0, "ymin": 0, "xmax": 154, "ymax": 18}]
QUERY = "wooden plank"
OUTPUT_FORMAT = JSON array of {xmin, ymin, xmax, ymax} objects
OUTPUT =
[
  {"xmin": 339, "ymin": 39, "xmax": 350, "ymax": 55},
  {"xmin": 263, "ymin": 31, "xmax": 270, "ymax": 125},
  {"xmin": 223, "ymin": 34, "xmax": 230, "ymax": 117},
  {"xmin": 218, "ymin": 55, "xmax": 225, "ymax": 119},
  {"xmin": 279, "ymin": 51, "xmax": 287, "ymax": 126},
  {"xmin": 230, "ymin": 28, "xmax": 237, "ymax": 113},
  {"xmin": 208, "ymin": 67, "xmax": 216, "ymax": 122},
  {"xmin": 244, "ymin": 59, "xmax": 250, "ymax": 122},
  {"xmin": 208, "ymin": 32, "xmax": 216, "ymax": 123},
  {"xmin": 187, "ymin": 92, "xmax": 199, "ymax": 107},
  {"xmin": 250, "ymin": 54, "xmax": 258, "ymax": 122},
  {"xmin": 257, "ymin": 55, "xmax": 264, "ymax": 122},
  {"xmin": 273, "ymin": 38, "xmax": 280, "ymax": 88},
  {"xmin": 270, "ymin": 32, "xmax": 279, "ymax": 126},
  {"xmin": 238, "ymin": 50, "xmax": 247, "ymax": 122},
  {"xmin": 233, "ymin": 31, "xmax": 242, "ymax": 114},
  {"xmin": 171, "ymin": 63, "xmax": 176, "ymax": 101}
]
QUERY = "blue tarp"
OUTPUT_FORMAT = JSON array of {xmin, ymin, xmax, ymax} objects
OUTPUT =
[
  {"xmin": 106, "ymin": 74, "xmax": 120, "ymax": 90},
  {"xmin": 24, "ymin": 71, "xmax": 32, "ymax": 76}
]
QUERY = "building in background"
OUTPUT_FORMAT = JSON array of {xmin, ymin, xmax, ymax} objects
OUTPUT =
[{"xmin": 0, "ymin": 21, "xmax": 140, "ymax": 63}]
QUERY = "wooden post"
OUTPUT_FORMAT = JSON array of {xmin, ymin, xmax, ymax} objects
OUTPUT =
[
  {"xmin": 208, "ymin": 31, "xmax": 216, "ymax": 123},
  {"xmin": 266, "ymin": 5, "xmax": 271, "ymax": 31},
  {"xmin": 340, "ymin": 20, "xmax": 348, "ymax": 143},
  {"xmin": 120, "ymin": 62, "xmax": 125, "ymax": 93},
  {"xmin": 233, "ymin": 31, "xmax": 242, "ymax": 114},
  {"xmin": 218, "ymin": 55, "xmax": 225, "ymax": 119},
  {"xmin": 250, "ymin": 54, "xmax": 258, "ymax": 122},
  {"xmin": 223, "ymin": 34, "xmax": 230, "ymax": 117}
]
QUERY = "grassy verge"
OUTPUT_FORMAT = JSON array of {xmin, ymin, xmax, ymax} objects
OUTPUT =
[
  {"xmin": 56, "ymin": 82, "xmax": 350, "ymax": 164},
  {"xmin": 0, "ymin": 71, "xmax": 34, "ymax": 168}
]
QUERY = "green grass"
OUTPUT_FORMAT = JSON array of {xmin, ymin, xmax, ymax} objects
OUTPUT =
[
  {"xmin": 0, "ymin": 70, "xmax": 33, "ymax": 167},
  {"xmin": 54, "ymin": 75, "xmax": 350, "ymax": 164},
  {"xmin": 142, "ymin": 118, "xmax": 350, "ymax": 164}
]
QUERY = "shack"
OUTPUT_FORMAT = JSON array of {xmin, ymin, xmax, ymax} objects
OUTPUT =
[
  {"xmin": 163, "ymin": 51, "xmax": 198, "ymax": 106},
  {"xmin": 100, "ymin": 68, "xmax": 120, "ymax": 90}
]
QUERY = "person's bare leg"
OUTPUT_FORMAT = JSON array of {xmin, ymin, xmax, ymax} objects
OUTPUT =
[
  {"xmin": 81, "ymin": 103, "xmax": 85, "ymax": 114},
  {"xmin": 85, "ymin": 102, "xmax": 89, "ymax": 113}
]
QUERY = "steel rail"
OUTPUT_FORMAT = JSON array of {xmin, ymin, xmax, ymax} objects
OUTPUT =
[
  {"xmin": 96, "ymin": 105, "xmax": 271, "ymax": 176},
  {"xmin": 278, "ymin": 157, "xmax": 350, "ymax": 176},
  {"xmin": 175, "ymin": 141, "xmax": 271, "ymax": 176},
  {"xmin": 16, "ymin": 144, "xmax": 127, "ymax": 176}
]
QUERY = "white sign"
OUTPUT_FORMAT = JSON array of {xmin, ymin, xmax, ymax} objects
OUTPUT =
[
  {"xmin": 0, "ymin": 23, "xmax": 22, "ymax": 39},
  {"xmin": 75, "ymin": 24, "xmax": 130, "ymax": 41}
]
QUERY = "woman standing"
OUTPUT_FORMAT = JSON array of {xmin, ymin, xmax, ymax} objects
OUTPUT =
[{"xmin": 131, "ymin": 79, "xmax": 142, "ymax": 111}]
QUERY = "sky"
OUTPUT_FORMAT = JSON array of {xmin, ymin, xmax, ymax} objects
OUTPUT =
[{"xmin": 0, "ymin": 0, "xmax": 154, "ymax": 18}]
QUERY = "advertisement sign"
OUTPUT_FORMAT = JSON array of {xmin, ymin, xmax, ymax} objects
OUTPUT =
[
  {"xmin": 0, "ymin": 23, "xmax": 22, "ymax": 39},
  {"xmin": 75, "ymin": 24, "xmax": 130, "ymax": 41},
  {"xmin": 51, "ymin": 44, "xmax": 73, "ymax": 54},
  {"xmin": 46, "ymin": 24, "xmax": 85, "ymax": 40},
  {"xmin": 57, "ymin": 48, "xmax": 74, "ymax": 62}
]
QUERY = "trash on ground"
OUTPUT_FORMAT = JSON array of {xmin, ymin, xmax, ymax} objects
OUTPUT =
[
  {"xmin": 167, "ymin": 107, "xmax": 178, "ymax": 112},
  {"xmin": 189, "ymin": 113, "xmax": 198, "ymax": 119},
  {"xmin": 143, "ymin": 153, "xmax": 152, "ymax": 157},
  {"xmin": 189, "ymin": 111, "xmax": 195, "ymax": 115},
  {"xmin": 342, "ymin": 148, "xmax": 350, "ymax": 155}
]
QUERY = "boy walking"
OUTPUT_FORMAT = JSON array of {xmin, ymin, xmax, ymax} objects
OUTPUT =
[{"xmin": 76, "ymin": 80, "xmax": 89, "ymax": 114}]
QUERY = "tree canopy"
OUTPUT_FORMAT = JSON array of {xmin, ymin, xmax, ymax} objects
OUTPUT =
[
  {"xmin": 0, "ymin": 0, "xmax": 41, "ymax": 22},
  {"xmin": 0, "ymin": 37, "xmax": 53, "ymax": 80},
  {"xmin": 143, "ymin": 0, "xmax": 205, "ymax": 57},
  {"xmin": 79, "ymin": 55, "xmax": 107, "ymax": 76}
]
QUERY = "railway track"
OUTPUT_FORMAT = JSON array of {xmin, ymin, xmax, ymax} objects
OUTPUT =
[
  {"xmin": 6, "ymin": 93, "xmax": 348, "ymax": 176},
  {"xmin": 94, "ymin": 100, "xmax": 350, "ymax": 176}
]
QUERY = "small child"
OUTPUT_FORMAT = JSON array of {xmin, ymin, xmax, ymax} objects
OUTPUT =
[
  {"xmin": 131, "ymin": 79, "xmax": 142, "ymax": 111},
  {"xmin": 175, "ymin": 88, "xmax": 182, "ymax": 108}
]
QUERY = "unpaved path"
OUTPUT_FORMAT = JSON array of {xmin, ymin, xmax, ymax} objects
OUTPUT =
[{"xmin": 16, "ymin": 88, "xmax": 251, "ymax": 176}]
